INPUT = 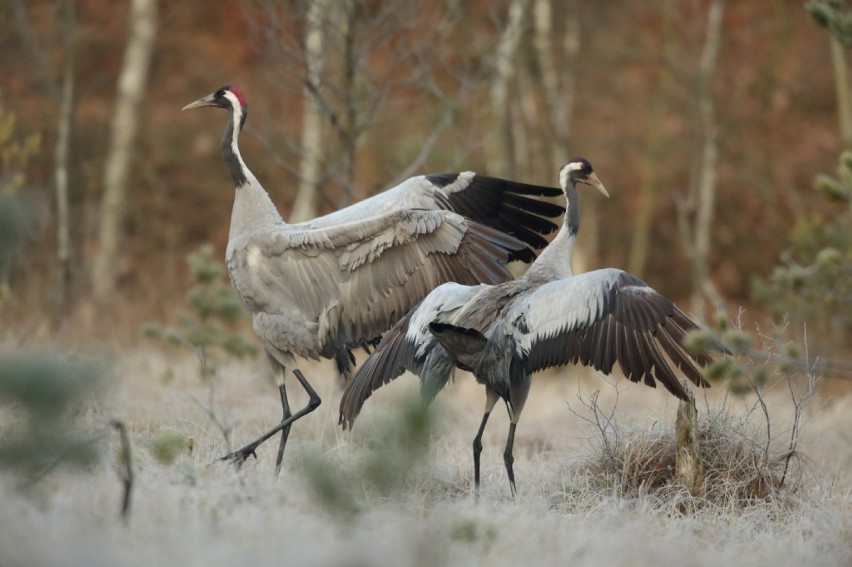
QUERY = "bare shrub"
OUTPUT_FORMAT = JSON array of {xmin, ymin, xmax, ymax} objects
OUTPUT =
[{"xmin": 565, "ymin": 362, "xmax": 816, "ymax": 513}]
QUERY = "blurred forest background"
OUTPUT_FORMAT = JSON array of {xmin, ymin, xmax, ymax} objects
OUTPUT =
[{"xmin": 0, "ymin": 0, "xmax": 849, "ymax": 361}]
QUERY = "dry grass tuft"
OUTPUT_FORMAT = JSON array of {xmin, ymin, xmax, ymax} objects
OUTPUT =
[
  {"xmin": 569, "ymin": 398, "xmax": 810, "ymax": 514},
  {"xmin": 697, "ymin": 409, "xmax": 801, "ymax": 503}
]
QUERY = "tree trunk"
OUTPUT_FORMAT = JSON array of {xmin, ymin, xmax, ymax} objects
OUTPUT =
[
  {"xmin": 488, "ymin": 0, "xmax": 530, "ymax": 179},
  {"xmin": 290, "ymin": 0, "xmax": 328, "ymax": 222},
  {"xmin": 55, "ymin": 0, "xmax": 75, "ymax": 313},
  {"xmin": 830, "ymin": 36, "xmax": 852, "ymax": 147},
  {"xmin": 532, "ymin": 0, "xmax": 578, "ymax": 173},
  {"xmin": 684, "ymin": 0, "xmax": 725, "ymax": 316},
  {"xmin": 629, "ymin": 0, "xmax": 676, "ymax": 277},
  {"xmin": 339, "ymin": 0, "xmax": 359, "ymax": 207},
  {"xmin": 675, "ymin": 380, "xmax": 704, "ymax": 497},
  {"xmin": 91, "ymin": 0, "xmax": 158, "ymax": 299},
  {"xmin": 532, "ymin": 0, "xmax": 593, "ymax": 272}
]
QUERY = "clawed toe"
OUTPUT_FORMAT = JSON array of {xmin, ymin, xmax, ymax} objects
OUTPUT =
[{"xmin": 219, "ymin": 446, "xmax": 258, "ymax": 466}]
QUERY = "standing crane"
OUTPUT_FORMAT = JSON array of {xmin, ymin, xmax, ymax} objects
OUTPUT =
[
  {"xmin": 182, "ymin": 86, "xmax": 565, "ymax": 472},
  {"xmin": 339, "ymin": 157, "xmax": 714, "ymax": 495}
]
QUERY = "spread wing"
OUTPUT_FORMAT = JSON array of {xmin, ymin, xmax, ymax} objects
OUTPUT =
[
  {"xmin": 509, "ymin": 269, "xmax": 711, "ymax": 400},
  {"xmin": 300, "ymin": 172, "xmax": 565, "ymax": 260},
  {"xmin": 230, "ymin": 209, "xmax": 520, "ymax": 359},
  {"xmin": 338, "ymin": 282, "xmax": 484, "ymax": 429}
]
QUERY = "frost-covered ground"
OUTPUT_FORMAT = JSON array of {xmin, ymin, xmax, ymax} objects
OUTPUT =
[{"xmin": 1, "ymin": 348, "xmax": 850, "ymax": 567}]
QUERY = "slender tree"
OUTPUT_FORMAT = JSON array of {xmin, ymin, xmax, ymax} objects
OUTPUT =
[
  {"xmin": 91, "ymin": 0, "xmax": 158, "ymax": 299},
  {"xmin": 830, "ymin": 34, "xmax": 852, "ymax": 146},
  {"xmin": 532, "ymin": 0, "xmax": 579, "ymax": 177},
  {"xmin": 629, "ymin": 0, "xmax": 677, "ymax": 277},
  {"xmin": 488, "ymin": 0, "xmax": 530, "ymax": 179},
  {"xmin": 10, "ymin": 0, "xmax": 76, "ymax": 312},
  {"xmin": 290, "ymin": 0, "xmax": 329, "ymax": 222},
  {"xmin": 677, "ymin": 0, "xmax": 726, "ymax": 315},
  {"xmin": 531, "ymin": 0, "xmax": 593, "ymax": 274},
  {"xmin": 55, "ymin": 0, "xmax": 75, "ymax": 311},
  {"xmin": 245, "ymin": 0, "xmax": 463, "ymax": 214}
]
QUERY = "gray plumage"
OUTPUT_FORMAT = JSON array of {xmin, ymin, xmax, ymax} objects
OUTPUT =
[
  {"xmin": 182, "ymin": 85, "xmax": 565, "ymax": 471},
  {"xmin": 339, "ymin": 157, "xmax": 713, "ymax": 495}
]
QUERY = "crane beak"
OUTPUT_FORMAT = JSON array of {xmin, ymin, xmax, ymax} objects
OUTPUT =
[
  {"xmin": 582, "ymin": 172, "xmax": 609, "ymax": 197},
  {"xmin": 181, "ymin": 93, "xmax": 218, "ymax": 111}
]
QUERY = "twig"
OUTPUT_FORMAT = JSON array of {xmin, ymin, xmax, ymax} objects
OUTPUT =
[
  {"xmin": 110, "ymin": 419, "xmax": 133, "ymax": 522},
  {"xmin": 567, "ymin": 378, "xmax": 623, "ymax": 464},
  {"xmin": 191, "ymin": 394, "xmax": 232, "ymax": 450},
  {"xmin": 779, "ymin": 327, "xmax": 818, "ymax": 489},
  {"xmin": 742, "ymin": 347, "xmax": 852, "ymax": 379},
  {"xmin": 744, "ymin": 372, "xmax": 771, "ymax": 469},
  {"xmin": 190, "ymin": 345, "xmax": 233, "ymax": 449},
  {"xmin": 168, "ymin": 338, "xmax": 233, "ymax": 449}
]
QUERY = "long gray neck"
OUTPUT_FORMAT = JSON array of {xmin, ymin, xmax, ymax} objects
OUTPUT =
[
  {"xmin": 222, "ymin": 104, "xmax": 285, "ymax": 238},
  {"xmin": 222, "ymin": 106, "xmax": 248, "ymax": 187},
  {"xmin": 524, "ymin": 177, "xmax": 579, "ymax": 280},
  {"xmin": 564, "ymin": 175, "xmax": 580, "ymax": 238}
]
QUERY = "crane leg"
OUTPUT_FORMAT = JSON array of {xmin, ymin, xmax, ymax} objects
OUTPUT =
[
  {"xmin": 503, "ymin": 374, "xmax": 530, "ymax": 498},
  {"xmin": 274, "ymin": 383, "xmax": 293, "ymax": 476},
  {"xmin": 221, "ymin": 368, "xmax": 322, "ymax": 468},
  {"xmin": 472, "ymin": 411, "xmax": 491, "ymax": 493},
  {"xmin": 503, "ymin": 422, "xmax": 517, "ymax": 497},
  {"xmin": 472, "ymin": 388, "xmax": 500, "ymax": 496}
]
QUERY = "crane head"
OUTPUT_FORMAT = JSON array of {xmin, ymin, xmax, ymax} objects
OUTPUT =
[
  {"xmin": 559, "ymin": 158, "xmax": 609, "ymax": 197},
  {"xmin": 182, "ymin": 86, "xmax": 247, "ymax": 112}
]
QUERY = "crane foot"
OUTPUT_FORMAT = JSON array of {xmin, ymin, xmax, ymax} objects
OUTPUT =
[{"xmin": 219, "ymin": 444, "xmax": 259, "ymax": 467}]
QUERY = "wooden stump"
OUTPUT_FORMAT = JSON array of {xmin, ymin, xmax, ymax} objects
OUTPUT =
[{"xmin": 675, "ymin": 380, "xmax": 705, "ymax": 496}]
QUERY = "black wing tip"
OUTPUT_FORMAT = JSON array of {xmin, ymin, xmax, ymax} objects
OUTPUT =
[
  {"xmin": 473, "ymin": 175, "xmax": 563, "ymax": 197},
  {"xmin": 338, "ymin": 345, "xmax": 381, "ymax": 430},
  {"xmin": 428, "ymin": 321, "xmax": 482, "ymax": 339},
  {"xmin": 502, "ymin": 194, "xmax": 566, "ymax": 218},
  {"xmin": 426, "ymin": 172, "xmax": 460, "ymax": 188},
  {"xmin": 666, "ymin": 380, "xmax": 690, "ymax": 401},
  {"xmin": 339, "ymin": 314, "xmax": 421, "ymax": 430},
  {"xmin": 535, "ymin": 186, "xmax": 563, "ymax": 197},
  {"xmin": 438, "ymin": 174, "xmax": 564, "ymax": 249},
  {"xmin": 508, "ymin": 247, "xmax": 537, "ymax": 264},
  {"xmin": 339, "ymin": 379, "xmax": 364, "ymax": 430},
  {"xmin": 338, "ymin": 412, "xmax": 352, "ymax": 430},
  {"xmin": 432, "ymin": 171, "xmax": 563, "ymax": 200}
]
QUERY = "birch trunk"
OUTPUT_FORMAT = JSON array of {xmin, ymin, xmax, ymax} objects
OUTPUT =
[
  {"xmin": 91, "ymin": 0, "xmax": 158, "ymax": 298},
  {"xmin": 339, "ymin": 0, "xmax": 359, "ymax": 207},
  {"xmin": 488, "ymin": 0, "xmax": 530, "ymax": 179},
  {"xmin": 532, "ymin": 0, "xmax": 577, "ymax": 171},
  {"xmin": 532, "ymin": 0, "xmax": 591, "ymax": 271},
  {"xmin": 290, "ymin": 0, "xmax": 328, "ymax": 222},
  {"xmin": 629, "ymin": 0, "xmax": 676, "ymax": 276},
  {"xmin": 831, "ymin": 36, "xmax": 852, "ymax": 147},
  {"xmin": 55, "ymin": 53, "xmax": 73, "ymax": 308},
  {"xmin": 689, "ymin": 0, "xmax": 725, "ymax": 315},
  {"xmin": 55, "ymin": 0, "xmax": 75, "ymax": 312}
]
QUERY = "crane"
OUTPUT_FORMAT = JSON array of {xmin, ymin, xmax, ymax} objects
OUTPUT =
[
  {"xmin": 339, "ymin": 158, "xmax": 714, "ymax": 495},
  {"xmin": 182, "ymin": 85, "xmax": 565, "ymax": 472}
]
